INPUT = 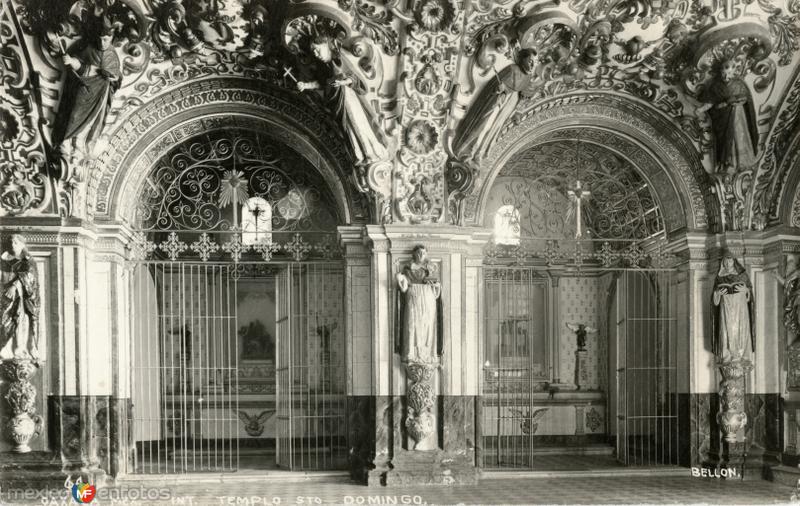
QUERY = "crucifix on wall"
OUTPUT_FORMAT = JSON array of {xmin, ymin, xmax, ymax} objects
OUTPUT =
[{"xmin": 567, "ymin": 180, "xmax": 590, "ymax": 239}]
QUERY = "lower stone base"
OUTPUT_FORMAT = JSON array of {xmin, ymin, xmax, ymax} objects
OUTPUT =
[
  {"xmin": 381, "ymin": 450, "xmax": 478, "ymax": 486},
  {"xmin": 0, "ymin": 451, "xmax": 67, "ymax": 489}
]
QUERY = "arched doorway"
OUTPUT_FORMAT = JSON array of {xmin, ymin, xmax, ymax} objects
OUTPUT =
[
  {"xmin": 127, "ymin": 127, "xmax": 348, "ymax": 474},
  {"xmin": 478, "ymin": 137, "xmax": 685, "ymax": 471}
]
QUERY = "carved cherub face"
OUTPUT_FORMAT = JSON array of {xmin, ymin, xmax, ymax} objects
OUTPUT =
[
  {"xmin": 311, "ymin": 41, "xmax": 332, "ymax": 63},
  {"xmin": 99, "ymin": 34, "xmax": 114, "ymax": 50},
  {"xmin": 665, "ymin": 21, "xmax": 688, "ymax": 44},
  {"xmin": 721, "ymin": 60, "xmax": 738, "ymax": 83},
  {"xmin": 519, "ymin": 50, "xmax": 537, "ymax": 74}
]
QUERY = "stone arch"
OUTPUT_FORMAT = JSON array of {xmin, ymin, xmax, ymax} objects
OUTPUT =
[
  {"xmin": 777, "ymin": 131, "xmax": 800, "ymax": 228},
  {"xmin": 463, "ymin": 93, "xmax": 715, "ymax": 234},
  {"xmin": 87, "ymin": 77, "xmax": 366, "ymax": 225}
]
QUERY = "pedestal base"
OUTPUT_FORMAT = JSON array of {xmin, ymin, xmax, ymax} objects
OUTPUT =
[
  {"xmin": 382, "ymin": 450, "xmax": 478, "ymax": 486},
  {"xmin": 575, "ymin": 350, "xmax": 588, "ymax": 389},
  {"xmin": 0, "ymin": 451, "xmax": 71, "ymax": 489}
]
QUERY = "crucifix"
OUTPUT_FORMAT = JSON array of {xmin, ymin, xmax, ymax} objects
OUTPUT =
[
  {"xmin": 248, "ymin": 200, "xmax": 266, "ymax": 239},
  {"xmin": 283, "ymin": 66, "xmax": 298, "ymax": 84},
  {"xmin": 567, "ymin": 180, "xmax": 590, "ymax": 239}
]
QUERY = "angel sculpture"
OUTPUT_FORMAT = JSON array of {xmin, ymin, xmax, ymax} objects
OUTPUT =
[
  {"xmin": 237, "ymin": 410, "xmax": 275, "ymax": 437},
  {"xmin": 566, "ymin": 323, "xmax": 598, "ymax": 351}
]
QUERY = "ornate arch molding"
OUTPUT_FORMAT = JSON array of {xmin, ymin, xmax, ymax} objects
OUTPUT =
[
  {"xmin": 463, "ymin": 94, "xmax": 715, "ymax": 233},
  {"xmin": 778, "ymin": 132, "xmax": 800, "ymax": 228},
  {"xmin": 87, "ymin": 77, "xmax": 366, "ymax": 225}
]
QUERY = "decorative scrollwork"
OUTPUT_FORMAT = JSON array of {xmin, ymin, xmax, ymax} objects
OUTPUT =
[
  {"xmin": 483, "ymin": 237, "xmax": 678, "ymax": 269},
  {"xmin": 486, "ymin": 141, "xmax": 664, "ymax": 241},
  {"xmin": 338, "ymin": 0, "xmax": 399, "ymax": 56},
  {"xmin": 135, "ymin": 130, "xmax": 339, "ymax": 233},
  {"xmin": 0, "ymin": 2, "xmax": 52, "ymax": 216},
  {"xmin": 148, "ymin": 0, "xmax": 234, "ymax": 60}
]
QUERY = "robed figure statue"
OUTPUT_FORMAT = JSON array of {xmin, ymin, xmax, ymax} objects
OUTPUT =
[
  {"xmin": 696, "ymin": 58, "xmax": 759, "ymax": 174},
  {"xmin": 711, "ymin": 251, "xmax": 755, "ymax": 361},
  {"xmin": 455, "ymin": 48, "xmax": 538, "ymax": 165},
  {"xmin": 297, "ymin": 36, "xmax": 388, "ymax": 166},
  {"xmin": 396, "ymin": 245, "xmax": 443, "ymax": 364},
  {"xmin": 0, "ymin": 235, "xmax": 40, "ymax": 361},
  {"xmin": 52, "ymin": 17, "xmax": 122, "ymax": 159}
]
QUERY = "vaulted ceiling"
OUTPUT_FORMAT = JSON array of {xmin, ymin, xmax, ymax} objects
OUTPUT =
[{"xmin": 0, "ymin": 0, "xmax": 798, "ymax": 232}]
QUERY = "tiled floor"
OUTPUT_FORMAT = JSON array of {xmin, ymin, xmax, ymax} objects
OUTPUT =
[{"xmin": 3, "ymin": 473, "xmax": 794, "ymax": 505}]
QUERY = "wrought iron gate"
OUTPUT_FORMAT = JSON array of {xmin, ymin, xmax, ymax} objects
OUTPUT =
[
  {"xmin": 613, "ymin": 269, "xmax": 679, "ymax": 466},
  {"xmin": 275, "ymin": 262, "xmax": 347, "ymax": 470},
  {"xmin": 130, "ymin": 262, "xmax": 239, "ymax": 473},
  {"xmin": 124, "ymin": 128, "xmax": 351, "ymax": 474},
  {"xmin": 480, "ymin": 242, "xmax": 681, "ymax": 469}
]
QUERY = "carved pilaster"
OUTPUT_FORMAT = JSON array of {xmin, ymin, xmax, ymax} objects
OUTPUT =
[
  {"xmin": 404, "ymin": 361, "xmax": 438, "ymax": 451},
  {"xmin": 717, "ymin": 358, "xmax": 752, "ymax": 444},
  {"xmin": 1, "ymin": 359, "xmax": 42, "ymax": 453}
]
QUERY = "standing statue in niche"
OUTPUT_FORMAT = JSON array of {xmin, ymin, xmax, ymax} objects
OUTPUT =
[
  {"xmin": 0, "ymin": 235, "xmax": 40, "ymax": 361},
  {"xmin": 396, "ymin": 245, "xmax": 442, "ymax": 451},
  {"xmin": 396, "ymin": 245, "xmax": 443, "ymax": 364},
  {"xmin": 296, "ymin": 36, "xmax": 388, "ymax": 166},
  {"xmin": 455, "ymin": 48, "xmax": 539, "ymax": 165},
  {"xmin": 51, "ymin": 17, "xmax": 122, "ymax": 161},
  {"xmin": 695, "ymin": 58, "xmax": 759, "ymax": 175},
  {"xmin": 711, "ymin": 251, "xmax": 755, "ymax": 361}
]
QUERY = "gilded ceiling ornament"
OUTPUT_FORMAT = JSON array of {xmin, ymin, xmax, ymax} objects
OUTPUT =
[
  {"xmin": 414, "ymin": 64, "xmax": 442, "ymax": 95},
  {"xmin": 149, "ymin": 0, "xmax": 234, "ymax": 60},
  {"xmin": 412, "ymin": 0, "xmax": 458, "ymax": 33},
  {"xmin": 405, "ymin": 120, "xmax": 438, "ymax": 155},
  {"xmin": 337, "ymin": 0, "xmax": 399, "ymax": 55},
  {"xmin": 0, "ymin": 4, "xmax": 51, "ymax": 216}
]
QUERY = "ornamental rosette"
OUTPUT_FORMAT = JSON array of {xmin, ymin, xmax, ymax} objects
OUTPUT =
[
  {"xmin": 413, "ymin": 0, "xmax": 458, "ymax": 33},
  {"xmin": 405, "ymin": 120, "xmax": 439, "ymax": 155}
]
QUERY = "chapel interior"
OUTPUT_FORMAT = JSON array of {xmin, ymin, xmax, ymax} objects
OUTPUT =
[{"xmin": 0, "ymin": 0, "xmax": 800, "ymax": 497}]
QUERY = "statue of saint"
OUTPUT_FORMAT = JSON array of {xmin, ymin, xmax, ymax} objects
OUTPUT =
[
  {"xmin": 773, "ymin": 253, "xmax": 800, "ymax": 339},
  {"xmin": 396, "ymin": 245, "xmax": 443, "ymax": 364},
  {"xmin": 51, "ymin": 17, "xmax": 122, "ymax": 159},
  {"xmin": 0, "ymin": 235, "xmax": 40, "ymax": 361},
  {"xmin": 297, "ymin": 36, "xmax": 388, "ymax": 166},
  {"xmin": 455, "ymin": 48, "xmax": 538, "ymax": 165},
  {"xmin": 712, "ymin": 251, "xmax": 755, "ymax": 361},
  {"xmin": 695, "ymin": 58, "xmax": 758, "ymax": 174}
]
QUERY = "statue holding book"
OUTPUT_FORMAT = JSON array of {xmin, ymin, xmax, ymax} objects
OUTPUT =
[
  {"xmin": 396, "ymin": 245, "xmax": 443, "ymax": 364},
  {"xmin": 712, "ymin": 251, "xmax": 755, "ymax": 361}
]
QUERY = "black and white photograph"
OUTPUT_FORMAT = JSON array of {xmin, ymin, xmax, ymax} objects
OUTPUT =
[{"xmin": 0, "ymin": 0, "xmax": 799, "ymax": 503}]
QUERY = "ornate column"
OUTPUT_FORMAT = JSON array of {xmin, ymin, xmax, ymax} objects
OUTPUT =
[
  {"xmin": 717, "ymin": 358, "xmax": 752, "ymax": 445},
  {"xmin": 365, "ymin": 225, "xmax": 487, "ymax": 486},
  {"xmin": 338, "ymin": 226, "xmax": 380, "ymax": 482}
]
